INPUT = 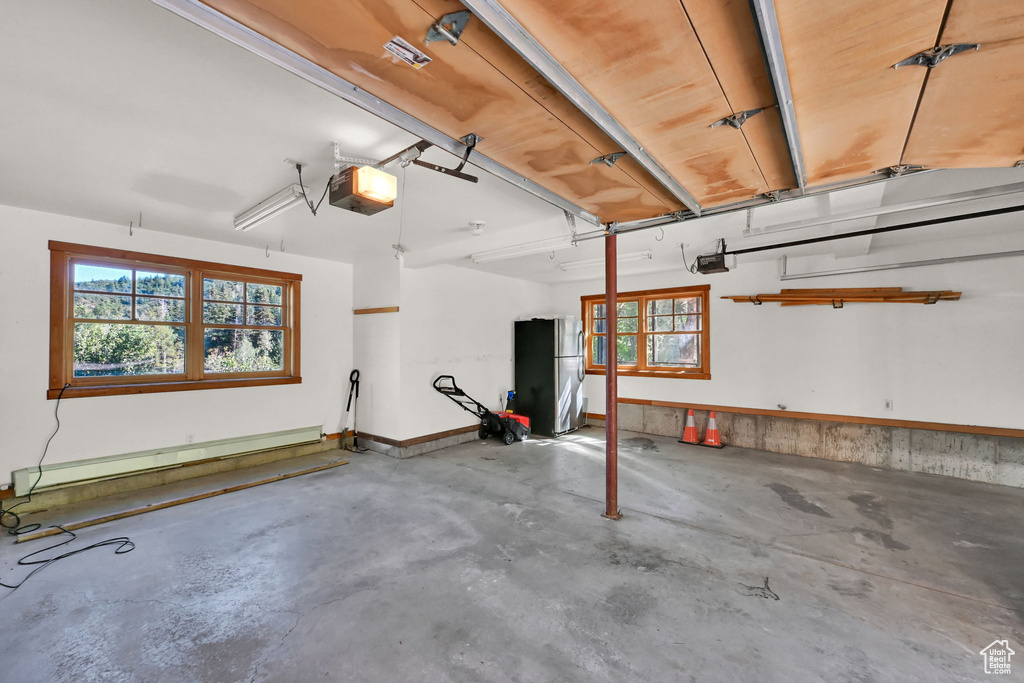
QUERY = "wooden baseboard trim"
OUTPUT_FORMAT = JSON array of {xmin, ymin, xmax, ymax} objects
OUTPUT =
[
  {"xmin": 353, "ymin": 306, "xmax": 399, "ymax": 315},
  {"xmin": 588, "ymin": 400, "xmax": 1024, "ymax": 439},
  {"xmin": 358, "ymin": 424, "xmax": 479, "ymax": 449},
  {"xmin": 324, "ymin": 430, "xmax": 353, "ymax": 441}
]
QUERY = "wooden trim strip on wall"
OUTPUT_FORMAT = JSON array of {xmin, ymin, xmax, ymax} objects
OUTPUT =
[
  {"xmin": 353, "ymin": 306, "xmax": 399, "ymax": 315},
  {"xmin": 357, "ymin": 424, "xmax": 479, "ymax": 449},
  {"xmin": 48, "ymin": 240, "xmax": 302, "ymax": 281},
  {"xmin": 586, "ymin": 399, "xmax": 1024, "ymax": 439},
  {"xmin": 47, "ymin": 376, "xmax": 302, "ymax": 400}
]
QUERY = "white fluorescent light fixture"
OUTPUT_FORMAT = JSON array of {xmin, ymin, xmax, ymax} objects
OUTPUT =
[
  {"xmin": 559, "ymin": 250, "xmax": 652, "ymax": 271},
  {"xmin": 233, "ymin": 184, "xmax": 306, "ymax": 232},
  {"xmin": 471, "ymin": 235, "xmax": 576, "ymax": 264}
]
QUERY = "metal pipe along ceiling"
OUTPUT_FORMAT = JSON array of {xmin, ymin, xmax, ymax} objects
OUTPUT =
[{"xmin": 724, "ymin": 204, "xmax": 1024, "ymax": 257}]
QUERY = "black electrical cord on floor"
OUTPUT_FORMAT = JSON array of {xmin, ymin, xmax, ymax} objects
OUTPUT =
[
  {"xmin": 296, "ymin": 164, "xmax": 331, "ymax": 217},
  {"xmin": 0, "ymin": 384, "xmax": 137, "ymax": 594},
  {"xmin": 0, "ymin": 383, "xmax": 70, "ymax": 535},
  {"xmin": 0, "ymin": 526, "xmax": 135, "ymax": 592}
]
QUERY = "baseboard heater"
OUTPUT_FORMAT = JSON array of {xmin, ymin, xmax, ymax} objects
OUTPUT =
[{"xmin": 12, "ymin": 426, "xmax": 323, "ymax": 496}]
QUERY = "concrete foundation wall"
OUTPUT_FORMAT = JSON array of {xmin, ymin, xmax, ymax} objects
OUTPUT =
[
  {"xmin": 593, "ymin": 404, "xmax": 1024, "ymax": 488},
  {"xmin": 360, "ymin": 429, "xmax": 480, "ymax": 459}
]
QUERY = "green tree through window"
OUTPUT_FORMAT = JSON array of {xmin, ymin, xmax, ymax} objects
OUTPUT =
[{"xmin": 49, "ymin": 241, "xmax": 301, "ymax": 398}]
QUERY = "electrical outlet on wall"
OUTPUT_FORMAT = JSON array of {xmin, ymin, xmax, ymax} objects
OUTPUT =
[
  {"xmin": 883, "ymin": 399, "xmax": 893, "ymax": 412},
  {"xmin": 186, "ymin": 433, "xmax": 194, "ymax": 444}
]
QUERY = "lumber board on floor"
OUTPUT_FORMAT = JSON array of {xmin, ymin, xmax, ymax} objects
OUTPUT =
[
  {"xmin": 15, "ymin": 459, "xmax": 349, "ymax": 543},
  {"xmin": 903, "ymin": 0, "xmax": 1024, "ymax": 169}
]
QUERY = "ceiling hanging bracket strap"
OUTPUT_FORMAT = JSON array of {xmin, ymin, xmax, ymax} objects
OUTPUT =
[
  {"xmin": 874, "ymin": 164, "xmax": 925, "ymax": 178},
  {"xmin": 709, "ymin": 108, "xmax": 763, "ymax": 130},
  {"xmin": 590, "ymin": 152, "xmax": 627, "ymax": 167},
  {"xmin": 892, "ymin": 43, "xmax": 980, "ymax": 69},
  {"xmin": 409, "ymin": 133, "xmax": 480, "ymax": 182},
  {"xmin": 426, "ymin": 10, "xmax": 473, "ymax": 46}
]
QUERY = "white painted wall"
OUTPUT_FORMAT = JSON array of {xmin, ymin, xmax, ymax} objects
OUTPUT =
[
  {"xmin": 398, "ymin": 265, "xmax": 551, "ymax": 440},
  {"xmin": 350, "ymin": 256, "xmax": 403, "ymax": 439},
  {"xmin": 0, "ymin": 205, "xmax": 353, "ymax": 486},
  {"xmin": 549, "ymin": 253, "xmax": 1024, "ymax": 430}
]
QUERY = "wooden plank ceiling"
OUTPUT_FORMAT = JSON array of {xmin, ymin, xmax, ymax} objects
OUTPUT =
[
  {"xmin": 200, "ymin": 0, "xmax": 1024, "ymax": 224},
  {"xmin": 903, "ymin": 0, "xmax": 1024, "ymax": 168}
]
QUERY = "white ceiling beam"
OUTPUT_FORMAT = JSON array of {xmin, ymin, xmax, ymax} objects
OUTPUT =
[{"xmin": 459, "ymin": 0, "xmax": 703, "ymax": 216}]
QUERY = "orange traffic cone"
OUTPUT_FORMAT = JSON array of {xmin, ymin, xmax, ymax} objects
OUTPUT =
[
  {"xmin": 701, "ymin": 411, "xmax": 725, "ymax": 448},
  {"xmin": 679, "ymin": 409, "xmax": 699, "ymax": 445}
]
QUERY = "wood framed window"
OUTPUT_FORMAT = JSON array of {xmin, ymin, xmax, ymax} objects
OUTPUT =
[
  {"xmin": 48, "ymin": 241, "xmax": 301, "ymax": 399},
  {"xmin": 582, "ymin": 285, "xmax": 710, "ymax": 379}
]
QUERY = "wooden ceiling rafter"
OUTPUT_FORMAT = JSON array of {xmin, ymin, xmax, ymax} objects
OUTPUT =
[
  {"xmin": 159, "ymin": 0, "xmax": 1022, "ymax": 229},
  {"xmin": 471, "ymin": 0, "xmax": 786, "ymax": 207},
  {"xmin": 672, "ymin": 1, "xmax": 772, "ymax": 195},
  {"xmin": 454, "ymin": 0, "xmax": 705, "ymax": 215},
  {"xmin": 898, "ymin": 0, "xmax": 955, "ymax": 166},
  {"xmin": 198, "ymin": 0, "xmax": 678, "ymax": 223},
  {"xmin": 414, "ymin": 0, "xmax": 692, "ymax": 213},
  {"xmin": 902, "ymin": 0, "xmax": 1024, "ymax": 170}
]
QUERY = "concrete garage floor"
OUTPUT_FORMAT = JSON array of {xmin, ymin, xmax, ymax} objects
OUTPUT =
[{"xmin": 1, "ymin": 428, "xmax": 1022, "ymax": 682}]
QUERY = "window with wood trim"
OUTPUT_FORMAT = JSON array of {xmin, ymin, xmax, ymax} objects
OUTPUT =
[
  {"xmin": 49, "ymin": 241, "xmax": 301, "ymax": 398},
  {"xmin": 582, "ymin": 285, "xmax": 710, "ymax": 379}
]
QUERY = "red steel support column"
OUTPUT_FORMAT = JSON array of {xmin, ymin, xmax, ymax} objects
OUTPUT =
[{"xmin": 603, "ymin": 230, "xmax": 622, "ymax": 520}]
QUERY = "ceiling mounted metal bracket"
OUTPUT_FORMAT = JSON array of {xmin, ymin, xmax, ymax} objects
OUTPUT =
[
  {"xmin": 1015, "ymin": 160, "xmax": 1024, "ymax": 168},
  {"xmin": 893, "ymin": 43, "xmax": 980, "ymax": 69},
  {"xmin": 150, "ymin": 0, "xmax": 599, "ymax": 224},
  {"xmin": 459, "ymin": 0, "xmax": 702, "ymax": 215},
  {"xmin": 874, "ymin": 164, "xmax": 925, "ymax": 178},
  {"xmin": 426, "ymin": 10, "xmax": 473, "ymax": 46},
  {"xmin": 590, "ymin": 152, "xmax": 627, "ymax": 167},
  {"xmin": 762, "ymin": 190, "xmax": 783, "ymax": 202},
  {"xmin": 410, "ymin": 134, "xmax": 480, "ymax": 182},
  {"xmin": 709, "ymin": 108, "xmax": 763, "ymax": 130}
]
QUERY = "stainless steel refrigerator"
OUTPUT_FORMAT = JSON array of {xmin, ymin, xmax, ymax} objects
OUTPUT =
[{"xmin": 514, "ymin": 318, "xmax": 585, "ymax": 437}]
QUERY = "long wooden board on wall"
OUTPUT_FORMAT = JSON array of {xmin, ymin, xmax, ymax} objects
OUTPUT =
[
  {"xmin": 203, "ymin": 0, "xmax": 673, "ymax": 222},
  {"xmin": 903, "ymin": 0, "xmax": 1024, "ymax": 169},
  {"xmin": 775, "ymin": 0, "xmax": 947, "ymax": 184}
]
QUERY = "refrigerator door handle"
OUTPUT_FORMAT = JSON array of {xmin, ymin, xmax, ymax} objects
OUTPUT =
[{"xmin": 577, "ymin": 330, "xmax": 585, "ymax": 381}]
